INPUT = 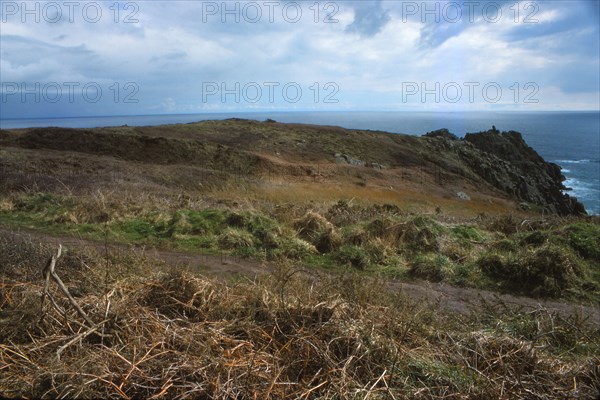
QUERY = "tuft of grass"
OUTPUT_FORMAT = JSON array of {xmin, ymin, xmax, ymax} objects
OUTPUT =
[
  {"xmin": 563, "ymin": 222, "xmax": 600, "ymax": 261},
  {"xmin": 334, "ymin": 245, "xmax": 370, "ymax": 270},
  {"xmin": 13, "ymin": 193, "xmax": 69, "ymax": 214},
  {"xmin": 269, "ymin": 236, "xmax": 317, "ymax": 260},
  {"xmin": 342, "ymin": 225, "xmax": 368, "ymax": 246},
  {"xmin": 409, "ymin": 253, "xmax": 453, "ymax": 282},
  {"xmin": 477, "ymin": 244, "xmax": 583, "ymax": 298},
  {"xmin": 451, "ymin": 225, "xmax": 485, "ymax": 243},
  {"xmin": 294, "ymin": 211, "xmax": 341, "ymax": 253},
  {"xmin": 402, "ymin": 215, "xmax": 447, "ymax": 252},
  {"xmin": 218, "ymin": 227, "xmax": 255, "ymax": 249}
]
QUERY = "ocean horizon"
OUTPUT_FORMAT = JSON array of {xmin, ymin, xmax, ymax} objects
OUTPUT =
[{"xmin": 2, "ymin": 110, "xmax": 598, "ymax": 215}]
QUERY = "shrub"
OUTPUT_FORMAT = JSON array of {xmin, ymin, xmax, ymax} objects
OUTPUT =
[
  {"xmin": 477, "ymin": 245, "xmax": 582, "ymax": 297},
  {"xmin": 342, "ymin": 225, "xmax": 368, "ymax": 246},
  {"xmin": 402, "ymin": 216, "xmax": 446, "ymax": 251},
  {"xmin": 409, "ymin": 254, "xmax": 452, "ymax": 282},
  {"xmin": 563, "ymin": 223, "xmax": 600, "ymax": 261},
  {"xmin": 363, "ymin": 238, "xmax": 393, "ymax": 265},
  {"xmin": 186, "ymin": 209, "xmax": 227, "ymax": 235},
  {"xmin": 334, "ymin": 245, "xmax": 370, "ymax": 270},
  {"xmin": 365, "ymin": 217, "xmax": 403, "ymax": 246}
]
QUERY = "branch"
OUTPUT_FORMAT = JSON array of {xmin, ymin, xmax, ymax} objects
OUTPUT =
[
  {"xmin": 40, "ymin": 244, "xmax": 96, "ymax": 328},
  {"xmin": 40, "ymin": 244, "xmax": 62, "ymax": 319}
]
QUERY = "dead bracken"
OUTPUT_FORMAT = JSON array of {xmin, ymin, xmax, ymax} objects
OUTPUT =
[{"xmin": 0, "ymin": 236, "xmax": 598, "ymax": 399}]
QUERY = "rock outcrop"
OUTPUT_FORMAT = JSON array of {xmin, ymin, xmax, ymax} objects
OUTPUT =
[
  {"xmin": 462, "ymin": 129, "xmax": 586, "ymax": 215},
  {"xmin": 424, "ymin": 128, "xmax": 458, "ymax": 141}
]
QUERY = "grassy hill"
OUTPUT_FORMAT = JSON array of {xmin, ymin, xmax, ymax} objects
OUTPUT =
[{"xmin": 1, "ymin": 119, "xmax": 598, "ymax": 398}]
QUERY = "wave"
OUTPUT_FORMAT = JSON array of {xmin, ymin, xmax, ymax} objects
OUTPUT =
[
  {"xmin": 563, "ymin": 178, "xmax": 600, "ymax": 192},
  {"xmin": 562, "ymin": 177, "xmax": 600, "ymax": 215},
  {"xmin": 555, "ymin": 159, "xmax": 600, "ymax": 164}
]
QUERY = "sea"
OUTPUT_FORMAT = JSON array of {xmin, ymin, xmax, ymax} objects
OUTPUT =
[{"xmin": 1, "ymin": 111, "xmax": 599, "ymax": 215}]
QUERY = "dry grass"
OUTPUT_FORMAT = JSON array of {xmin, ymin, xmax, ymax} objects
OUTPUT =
[
  {"xmin": 294, "ymin": 211, "xmax": 342, "ymax": 253},
  {"xmin": 1, "ymin": 234, "xmax": 598, "ymax": 399}
]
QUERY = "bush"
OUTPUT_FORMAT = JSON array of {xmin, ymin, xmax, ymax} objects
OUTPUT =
[
  {"xmin": 409, "ymin": 254, "xmax": 451, "ymax": 282},
  {"xmin": 186, "ymin": 209, "xmax": 227, "ymax": 234},
  {"xmin": 563, "ymin": 223, "xmax": 600, "ymax": 261},
  {"xmin": 334, "ymin": 245, "xmax": 370, "ymax": 270},
  {"xmin": 402, "ymin": 216, "xmax": 446, "ymax": 251},
  {"xmin": 342, "ymin": 225, "xmax": 368, "ymax": 246},
  {"xmin": 477, "ymin": 245, "xmax": 582, "ymax": 297},
  {"xmin": 0, "ymin": 225, "xmax": 598, "ymax": 399}
]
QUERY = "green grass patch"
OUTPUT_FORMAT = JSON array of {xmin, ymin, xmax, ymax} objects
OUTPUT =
[
  {"xmin": 451, "ymin": 225, "xmax": 486, "ymax": 243},
  {"xmin": 409, "ymin": 253, "xmax": 453, "ymax": 282},
  {"xmin": 562, "ymin": 222, "xmax": 600, "ymax": 260}
]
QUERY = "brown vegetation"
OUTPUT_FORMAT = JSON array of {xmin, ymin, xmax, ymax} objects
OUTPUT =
[
  {"xmin": 1, "ymin": 120, "xmax": 598, "ymax": 399},
  {"xmin": 1, "ymin": 236, "xmax": 598, "ymax": 399}
]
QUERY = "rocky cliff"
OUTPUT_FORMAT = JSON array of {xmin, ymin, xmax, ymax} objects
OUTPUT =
[{"xmin": 422, "ymin": 128, "xmax": 586, "ymax": 215}]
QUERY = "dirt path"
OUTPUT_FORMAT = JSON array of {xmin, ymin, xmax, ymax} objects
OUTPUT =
[{"xmin": 3, "ymin": 226, "xmax": 598, "ymax": 325}]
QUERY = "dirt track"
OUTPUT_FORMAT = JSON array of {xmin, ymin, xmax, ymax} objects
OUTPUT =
[{"xmin": 3, "ymin": 226, "xmax": 598, "ymax": 325}]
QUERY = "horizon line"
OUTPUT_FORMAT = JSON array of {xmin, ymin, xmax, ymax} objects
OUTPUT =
[{"xmin": 2, "ymin": 109, "xmax": 600, "ymax": 121}]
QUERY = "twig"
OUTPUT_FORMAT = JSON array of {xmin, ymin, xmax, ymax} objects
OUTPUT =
[
  {"xmin": 40, "ymin": 244, "xmax": 61, "ymax": 319},
  {"xmin": 56, "ymin": 321, "xmax": 107, "ymax": 360},
  {"xmin": 41, "ymin": 244, "xmax": 96, "ymax": 328},
  {"xmin": 299, "ymin": 380, "xmax": 328, "ymax": 399}
]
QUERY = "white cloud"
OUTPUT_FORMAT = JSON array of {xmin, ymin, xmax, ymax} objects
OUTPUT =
[{"xmin": 1, "ymin": 0, "xmax": 598, "ymax": 116}]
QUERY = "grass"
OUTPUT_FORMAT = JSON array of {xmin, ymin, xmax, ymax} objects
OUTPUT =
[
  {"xmin": 1, "ymin": 191, "xmax": 599, "ymax": 304},
  {"xmin": 563, "ymin": 222, "xmax": 600, "ymax": 260},
  {"xmin": 0, "ymin": 234, "xmax": 598, "ymax": 399},
  {"xmin": 1, "ymin": 118, "xmax": 599, "ymax": 398}
]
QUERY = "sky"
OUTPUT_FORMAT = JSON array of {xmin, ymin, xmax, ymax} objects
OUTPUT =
[{"xmin": 1, "ymin": 0, "xmax": 599, "ymax": 118}]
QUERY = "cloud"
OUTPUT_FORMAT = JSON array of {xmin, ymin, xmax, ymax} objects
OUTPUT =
[
  {"xmin": 345, "ymin": 0, "xmax": 391, "ymax": 37},
  {"xmin": 0, "ymin": 0, "xmax": 598, "ymax": 117}
]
